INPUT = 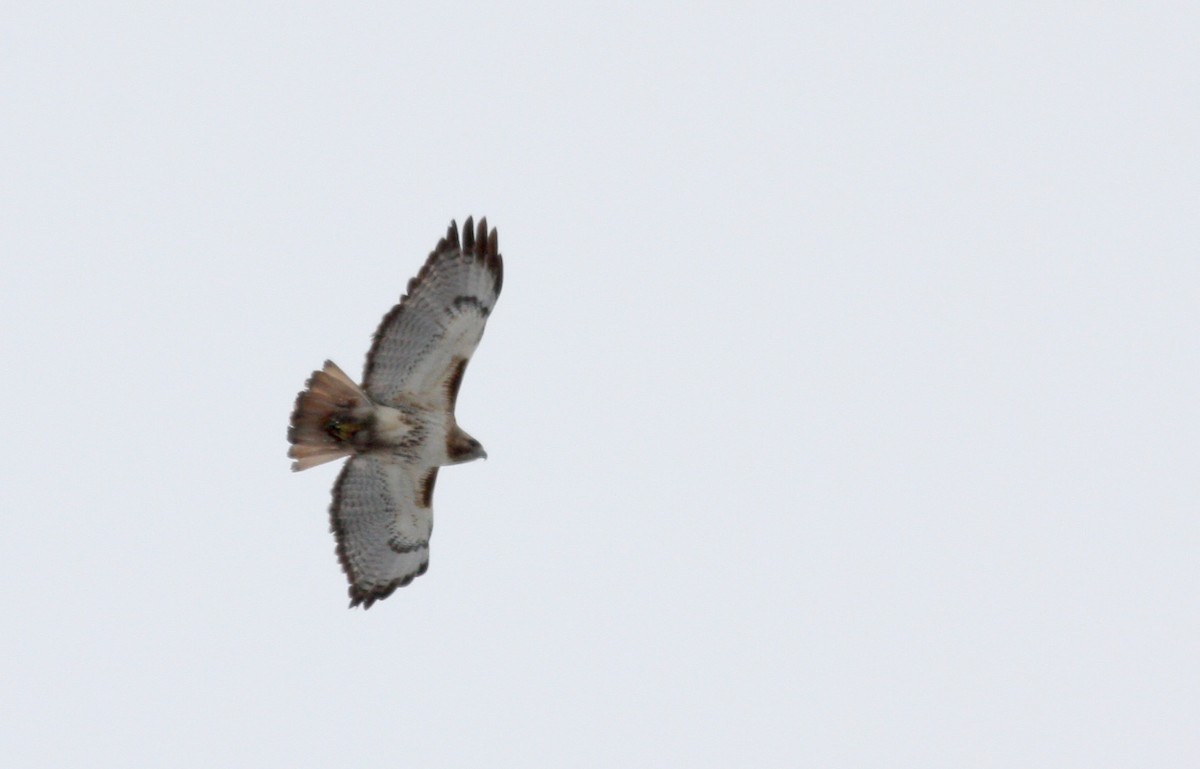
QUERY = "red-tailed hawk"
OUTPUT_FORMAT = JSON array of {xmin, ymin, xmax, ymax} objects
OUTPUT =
[{"xmin": 288, "ymin": 217, "xmax": 503, "ymax": 608}]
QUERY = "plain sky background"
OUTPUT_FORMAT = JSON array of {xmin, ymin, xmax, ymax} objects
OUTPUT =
[{"xmin": 2, "ymin": 3, "xmax": 1196, "ymax": 767}]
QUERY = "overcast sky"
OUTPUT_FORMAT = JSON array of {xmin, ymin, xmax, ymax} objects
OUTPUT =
[{"xmin": 2, "ymin": 3, "xmax": 1196, "ymax": 767}]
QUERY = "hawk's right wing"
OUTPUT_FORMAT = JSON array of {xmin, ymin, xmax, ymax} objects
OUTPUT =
[
  {"xmin": 330, "ymin": 454, "xmax": 438, "ymax": 608},
  {"xmin": 362, "ymin": 217, "xmax": 503, "ymax": 412}
]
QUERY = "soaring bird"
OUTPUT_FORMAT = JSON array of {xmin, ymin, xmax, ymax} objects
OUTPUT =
[{"xmin": 288, "ymin": 217, "xmax": 503, "ymax": 608}]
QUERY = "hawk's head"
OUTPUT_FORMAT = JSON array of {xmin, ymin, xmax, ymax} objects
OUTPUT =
[{"xmin": 447, "ymin": 427, "xmax": 488, "ymax": 464}]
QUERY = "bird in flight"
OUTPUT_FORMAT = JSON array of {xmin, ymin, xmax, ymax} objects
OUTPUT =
[{"xmin": 288, "ymin": 217, "xmax": 503, "ymax": 608}]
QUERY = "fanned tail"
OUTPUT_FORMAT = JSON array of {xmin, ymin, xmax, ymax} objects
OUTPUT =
[{"xmin": 287, "ymin": 361, "xmax": 371, "ymax": 471}]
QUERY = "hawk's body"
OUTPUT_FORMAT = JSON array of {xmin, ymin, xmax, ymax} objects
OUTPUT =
[{"xmin": 288, "ymin": 218, "xmax": 503, "ymax": 608}]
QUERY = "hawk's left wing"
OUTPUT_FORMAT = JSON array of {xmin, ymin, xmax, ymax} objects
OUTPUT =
[
  {"xmin": 330, "ymin": 454, "xmax": 437, "ymax": 608},
  {"xmin": 363, "ymin": 217, "xmax": 503, "ymax": 412}
]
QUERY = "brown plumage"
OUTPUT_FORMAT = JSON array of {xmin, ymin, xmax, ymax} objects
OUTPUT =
[{"xmin": 288, "ymin": 217, "xmax": 503, "ymax": 608}]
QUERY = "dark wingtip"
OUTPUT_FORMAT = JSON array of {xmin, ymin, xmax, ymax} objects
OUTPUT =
[
  {"xmin": 490, "ymin": 252, "xmax": 503, "ymax": 295},
  {"xmin": 345, "ymin": 573, "xmax": 423, "ymax": 609},
  {"xmin": 442, "ymin": 216, "xmax": 498, "ymax": 258},
  {"xmin": 475, "ymin": 217, "xmax": 488, "ymax": 255},
  {"xmin": 462, "ymin": 216, "xmax": 475, "ymax": 251},
  {"xmin": 348, "ymin": 586, "xmax": 382, "ymax": 610}
]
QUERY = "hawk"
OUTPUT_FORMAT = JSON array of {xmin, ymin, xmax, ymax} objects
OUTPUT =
[{"xmin": 288, "ymin": 217, "xmax": 503, "ymax": 608}]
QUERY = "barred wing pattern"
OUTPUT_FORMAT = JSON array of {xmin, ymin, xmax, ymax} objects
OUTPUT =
[
  {"xmin": 317, "ymin": 217, "xmax": 502, "ymax": 608},
  {"xmin": 331, "ymin": 454, "xmax": 437, "ymax": 608},
  {"xmin": 364, "ymin": 217, "xmax": 503, "ymax": 410}
]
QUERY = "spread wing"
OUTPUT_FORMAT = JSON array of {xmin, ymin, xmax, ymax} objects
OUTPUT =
[
  {"xmin": 363, "ymin": 217, "xmax": 503, "ymax": 411},
  {"xmin": 330, "ymin": 454, "xmax": 439, "ymax": 608}
]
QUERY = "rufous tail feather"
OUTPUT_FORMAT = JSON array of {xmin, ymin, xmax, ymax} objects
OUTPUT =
[{"xmin": 287, "ymin": 361, "xmax": 370, "ymax": 471}]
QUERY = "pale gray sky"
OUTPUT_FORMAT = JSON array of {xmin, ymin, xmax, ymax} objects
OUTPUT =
[{"xmin": 2, "ymin": 3, "xmax": 1196, "ymax": 767}]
